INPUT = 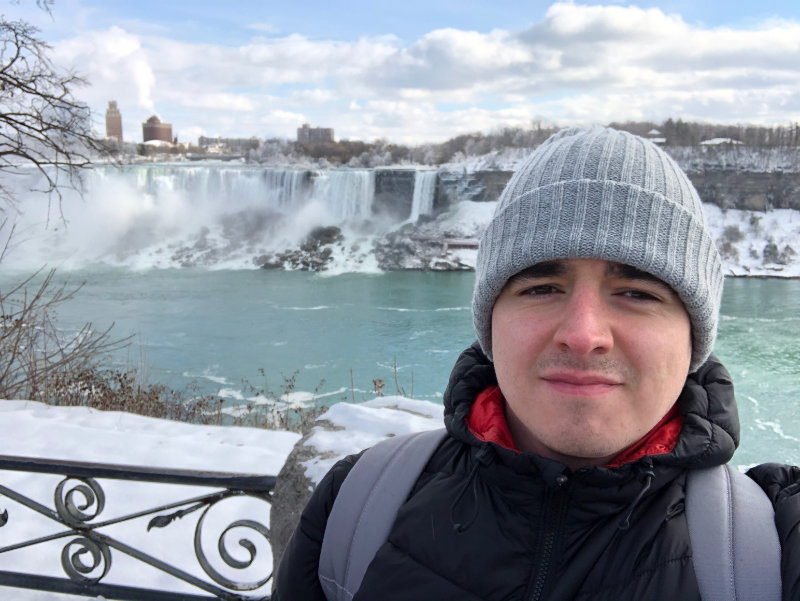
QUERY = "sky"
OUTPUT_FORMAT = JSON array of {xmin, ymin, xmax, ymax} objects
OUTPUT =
[{"xmin": 6, "ymin": 0, "xmax": 800, "ymax": 145}]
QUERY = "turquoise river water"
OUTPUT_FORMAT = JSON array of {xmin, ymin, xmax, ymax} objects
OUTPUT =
[{"xmin": 2, "ymin": 268, "xmax": 799, "ymax": 467}]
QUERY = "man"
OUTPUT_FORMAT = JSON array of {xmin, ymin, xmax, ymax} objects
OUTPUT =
[{"xmin": 273, "ymin": 127, "xmax": 800, "ymax": 600}]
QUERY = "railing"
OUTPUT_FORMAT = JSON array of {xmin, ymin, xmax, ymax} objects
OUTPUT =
[
  {"xmin": 409, "ymin": 236, "xmax": 479, "ymax": 256},
  {"xmin": 0, "ymin": 454, "xmax": 275, "ymax": 600}
]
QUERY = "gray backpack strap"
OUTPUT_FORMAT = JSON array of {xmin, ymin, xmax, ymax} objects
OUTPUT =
[
  {"xmin": 686, "ymin": 463, "xmax": 781, "ymax": 601},
  {"xmin": 318, "ymin": 428, "xmax": 448, "ymax": 601}
]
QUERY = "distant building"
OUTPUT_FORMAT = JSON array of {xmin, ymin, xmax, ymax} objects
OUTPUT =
[
  {"xmin": 645, "ymin": 128, "xmax": 666, "ymax": 145},
  {"xmin": 142, "ymin": 115, "xmax": 173, "ymax": 143},
  {"xmin": 700, "ymin": 138, "xmax": 743, "ymax": 146},
  {"xmin": 297, "ymin": 123, "xmax": 334, "ymax": 144},
  {"xmin": 198, "ymin": 136, "xmax": 260, "ymax": 153},
  {"xmin": 105, "ymin": 101, "xmax": 123, "ymax": 141}
]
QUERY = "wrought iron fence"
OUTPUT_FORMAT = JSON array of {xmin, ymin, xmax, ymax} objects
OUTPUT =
[{"xmin": 0, "ymin": 454, "xmax": 275, "ymax": 600}]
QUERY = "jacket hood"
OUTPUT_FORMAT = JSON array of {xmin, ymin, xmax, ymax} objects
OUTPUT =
[{"xmin": 443, "ymin": 341, "xmax": 739, "ymax": 475}]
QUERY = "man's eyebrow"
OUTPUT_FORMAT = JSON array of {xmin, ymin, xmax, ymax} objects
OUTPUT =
[
  {"xmin": 507, "ymin": 260, "xmax": 567, "ymax": 284},
  {"xmin": 506, "ymin": 261, "xmax": 679, "ymax": 296},
  {"xmin": 607, "ymin": 263, "xmax": 677, "ymax": 293}
]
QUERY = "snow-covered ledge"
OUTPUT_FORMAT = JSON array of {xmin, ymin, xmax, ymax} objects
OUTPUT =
[{"xmin": 270, "ymin": 396, "xmax": 443, "ymax": 575}]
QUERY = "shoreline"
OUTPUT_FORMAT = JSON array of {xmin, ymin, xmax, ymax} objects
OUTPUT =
[{"xmin": 724, "ymin": 272, "xmax": 800, "ymax": 280}]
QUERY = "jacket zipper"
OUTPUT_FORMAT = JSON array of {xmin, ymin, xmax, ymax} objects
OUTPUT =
[{"xmin": 527, "ymin": 475, "xmax": 569, "ymax": 601}]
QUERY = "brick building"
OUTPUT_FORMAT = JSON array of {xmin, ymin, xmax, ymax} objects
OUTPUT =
[
  {"xmin": 142, "ymin": 115, "xmax": 173, "ymax": 143},
  {"xmin": 105, "ymin": 101, "xmax": 123, "ymax": 141}
]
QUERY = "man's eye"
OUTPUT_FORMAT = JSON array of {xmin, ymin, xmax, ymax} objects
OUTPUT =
[
  {"xmin": 621, "ymin": 289, "xmax": 659, "ymax": 301},
  {"xmin": 522, "ymin": 284, "xmax": 559, "ymax": 296}
]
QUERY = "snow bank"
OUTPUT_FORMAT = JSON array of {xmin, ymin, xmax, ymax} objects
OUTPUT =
[
  {"xmin": 703, "ymin": 205, "xmax": 800, "ymax": 277},
  {"xmin": 301, "ymin": 396, "xmax": 444, "ymax": 484}
]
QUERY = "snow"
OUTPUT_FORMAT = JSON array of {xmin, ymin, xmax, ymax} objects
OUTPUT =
[
  {"xmin": 0, "ymin": 401, "xmax": 299, "ymax": 470},
  {"xmin": 442, "ymin": 147, "xmax": 531, "ymax": 172},
  {"xmin": 700, "ymin": 138, "xmax": 743, "ymax": 146},
  {"xmin": 0, "ymin": 396, "xmax": 438, "ymax": 599},
  {"xmin": 703, "ymin": 204, "xmax": 800, "ymax": 277},
  {"xmin": 434, "ymin": 199, "xmax": 496, "ymax": 236},
  {"xmin": 301, "ymin": 396, "xmax": 443, "ymax": 484}
]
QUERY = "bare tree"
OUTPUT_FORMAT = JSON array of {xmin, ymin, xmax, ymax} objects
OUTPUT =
[
  {"xmin": 0, "ymin": 239, "xmax": 128, "ymax": 401},
  {"xmin": 0, "ymin": 14, "xmax": 110, "ymax": 216},
  {"xmin": 0, "ymin": 6, "xmax": 126, "ymax": 405}
]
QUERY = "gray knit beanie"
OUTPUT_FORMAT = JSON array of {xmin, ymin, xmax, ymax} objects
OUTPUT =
[{"xmin": 473, "ymin": 126, "xmax": 723, "ymax": 372}]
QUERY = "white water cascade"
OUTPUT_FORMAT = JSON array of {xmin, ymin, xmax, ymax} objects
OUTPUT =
[
  {"xmin": 103, "ymin": 164, "xmax": 311, "ymax": 210},
  {"xmin": 409, "ymin": 170, "xmax": 438, "ymax": 222},
  {"xmin": 3, "ymin": 164, "xmax": 430, "ymax": 270},
  {"xmin": 310, "ymin": 169, "xmax": 375, "ymax": 220}
]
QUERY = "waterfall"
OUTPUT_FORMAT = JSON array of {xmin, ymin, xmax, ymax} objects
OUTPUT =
[
  {"xmin": 112, "ymin": 164, "xmax": 310, "ymax": 210},
  {"xmin": 264, "ymin": 169, "xmax": 309, "ymax": 208},
  {"xmin": 4, "ymin": 163, "xmax": 430, "ymax": 270},
  {"xmin": 310, "ymin": 169, "xmax": 375, "ymax": 220},
  {"xmin": 409, "ymin": 170, "xmax": 437, "ymax": 222}
]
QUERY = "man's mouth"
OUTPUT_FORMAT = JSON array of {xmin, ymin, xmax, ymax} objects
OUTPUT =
[{"xmin": 541, "ymin": 371, "xmax": 622, "ymax": 397}]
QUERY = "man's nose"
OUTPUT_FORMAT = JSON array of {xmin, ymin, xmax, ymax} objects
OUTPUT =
[{"xmin": 553, "ymin": 290, "xmax": 614, "ymax": 356}]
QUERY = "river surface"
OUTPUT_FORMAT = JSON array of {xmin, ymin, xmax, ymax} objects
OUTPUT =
[{"xmin": 2, "ymin": 268, "xmax": 798, "ymax": 467}]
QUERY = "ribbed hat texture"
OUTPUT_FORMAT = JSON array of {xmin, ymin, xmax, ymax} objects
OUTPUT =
[{"xmin": 473, "ymin": 126, "xmax": 724, "ymax": 372}]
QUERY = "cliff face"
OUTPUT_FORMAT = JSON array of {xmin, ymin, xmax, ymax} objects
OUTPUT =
[
  {"xmin": 373, "ymin": 169, "xmax": 415, "ymax": 220},
  {"xmin": 690, "ymin": 171, "xmax": 800, "ymax": 211},
  {"xmin": 434, "ymin": 145, "xmax": 800, "ymax": 211},
  {"xmin": 435, "ymin": 170, "xmax": 514, "ymax": 206},
  {"xmin": 434, "ymin": 169, "xmax": 800, "ymax": 212}
]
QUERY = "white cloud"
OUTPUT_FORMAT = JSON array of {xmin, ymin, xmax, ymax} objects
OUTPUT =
[
  {"xmin": 44, "ymin": 2, "xmax": 800, "ymax": 143},
  {"xmin": 289, "ymin": 89, "xmax": 338, "ymax": 104},
  {"xmin": 55, "ymin": 26, "xmax": 156, "ymax": 110},
  {"xmin": 178, "ymin": 93, "xmax": 256, "ymax": 111}
]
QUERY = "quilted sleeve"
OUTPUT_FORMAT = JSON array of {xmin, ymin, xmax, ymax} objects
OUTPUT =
[{"xmin": 747, "ymin": 462, "xmax": 800, "ymax": 601}]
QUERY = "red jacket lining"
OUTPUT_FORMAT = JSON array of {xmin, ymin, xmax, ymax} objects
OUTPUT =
[{"xmin": 465, "ymin": 384, "xmax": 684, "ymax": 468}]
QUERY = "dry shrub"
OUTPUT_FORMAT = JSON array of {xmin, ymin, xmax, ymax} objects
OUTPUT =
[
  {"xmin": 41, "ymin": 367, "xmax": 227, "ymax": 424},
  {"xmin": 0, "ymin": 264, "xmax": 129, "ymax": 402},
  {"xmin": 236, "ymin": 369, "xmax": 327, "ymax": 432}
]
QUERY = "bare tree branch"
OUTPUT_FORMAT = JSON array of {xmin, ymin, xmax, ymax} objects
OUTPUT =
[
  {"xmin": 0, "ymin": 266, "xmax": 132, "ymax": 400},
  {"xmin": 0, "ymin": 9, "xmax": 129, "ymax": 404},
  {"xmin": 0, "ymin": 16, "xmax": 113, "ymax": 216}
]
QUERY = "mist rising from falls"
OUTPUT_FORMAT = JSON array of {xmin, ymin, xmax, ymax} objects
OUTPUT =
[{"xmin": 3, "ymin": 164, "xmax": 447, "ymax": 271}]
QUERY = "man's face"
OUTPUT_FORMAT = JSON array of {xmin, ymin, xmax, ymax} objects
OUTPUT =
[{"xmin": 491, "ymin": 258, "xmax": 691, "ymax": 470}]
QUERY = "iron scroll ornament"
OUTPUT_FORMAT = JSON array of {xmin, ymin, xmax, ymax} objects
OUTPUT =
[
  {"xmin": 60, "ymin": 536, "xmax": 112, "ymax": 584},
  {"xmin": 195, "ymin": 512, "xmax": 272, "ymax": 591},
  {"xmin": 56, "ymin": 477, "xmax": 112, "ymax": 584},
  {"xmin": 0, "ymin": 457, "xmax": 276, "ymax": 600}
]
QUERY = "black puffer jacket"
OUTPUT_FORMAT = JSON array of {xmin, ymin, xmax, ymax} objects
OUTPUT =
[{"xmin": 274, "ymin": 343, "xmax": 799, "ymax": 601}]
